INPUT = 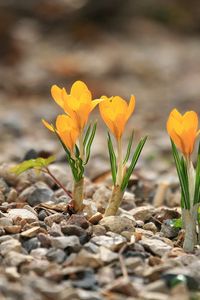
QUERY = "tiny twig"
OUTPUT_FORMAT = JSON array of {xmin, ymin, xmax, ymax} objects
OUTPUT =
[
  {"xmin": 118, "ymin": 244, "xmax": 128, "ymax": 279},
  {"xmin": 43, "ymin": 167, "xmax": 72, "ymax": 199}
]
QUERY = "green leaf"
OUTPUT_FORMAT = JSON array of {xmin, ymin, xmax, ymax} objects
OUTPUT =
[
  {"xmin": 84, "ymin": 122, "xmax": 97, "ymax": 165},
  {"xmin": 107, "ymin": 132, "xmax": 117, "ymax": 184},
  {"xmin": 171, "ymin": 140, "xmax": 190, "ymax": 209},
  {"xmin": 121, "ymin": 136, "xmax": 147, "ymax": 191},
  {"xmin": 168, "ymin": 275, "xmax": 187, "ymax": 288},
  {"xmin": 83, "ymin": 124, "xmax": 91, "ymax": 148},
  {"xmin": 194, "ymin": 141, "xmax": 200, "ymax": 205},
  {"xmin": 10, "ymin": 156, "xmax": 55, "ymax": 175},
  {"xmin": 123, "ymin": 130, "xmax": 134, "ymax": 164},
  {"xmin": 169, "ymin": 218, "xmax": 182, "ymax": 228},
  {"xmin": 75, "ymin": 144, "xmax": 80, "ymax": 158}
]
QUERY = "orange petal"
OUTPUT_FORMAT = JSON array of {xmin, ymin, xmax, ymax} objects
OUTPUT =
[
  {"xmin": 170, "ymin": 109, "xmax": 182, "ymax": 122},
  {"xmin": 126, "ymin": 95, "xmax": 135, "ymax": 121},
  {"xmin": 70, "ymin": 80, "xmax": 91, "ymax": 101},
  {"xmin": 51, "ymin": 85, "xmax": 64, "ymax": 108},
  {"xmin": 42, "ymin": 119, "xmax": 54, "ymax": 132},
  {"xmin": 183, "ymin": 111, "xmax": 198, "ymax": 132},
  {"xmin": 99, "ymin": 101, "xmax": 115, "ymax": 135},
  {"xmin": 90, "ymin": 99, "xmax": 103, "ymax": 111}
]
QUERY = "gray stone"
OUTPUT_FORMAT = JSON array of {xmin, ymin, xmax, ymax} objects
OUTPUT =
[
  {"xmin": 0, "ymin": 238, "xmax": 22, "ymax": 255},
  {"xmin": 38, "ymin": 209, "xmax": 48, "ymax": 221},
  {"xmin": 4, "ymin": 251, "xmax": 33, "ymax": 267},
  {"xmin": 100, "ymin": 216, "xmax": 135, "ymax": 234},
  {"xmin": 92, "ymin": 185, "xmax": 112, "ymax": 211},
  {"xmin": 7, "ymin": 208, "xmax": 38, "ymax": 223},
  {"xmin": 30, "ymin": 248, "xmax": 48, "ymax": 259},
  {"xmin": 91, "ymin": 233, "xmax": 126, "ymax": 251},
  {"xmin": 121, "ymin": 191, "xmax": 136, "ymax": 210},
  {"xmin": 44, "ymin": 213, "xmax": 65, "ymax": 227},
  {"xmin": 46, "ymin": 248, "xmax": 66, "ymax": 264},
  {"xmin": 61, "ymin": 224, "xmax": 89, "ymax": 244},
  {"xmin": 74, "ymin": 249, "xmax": 103, "ymax": 268},
  {"xmin": 140, "ymin": 237, "xmax": 172, "ymax": 257},
  {"xmin": 50, "ymin": 235, "xmax": 81, "ymax": 252},
  {"xmin": 105, "ymin": 277, "xmax": 138, "ymax": 297},
  {"xmin": 0, "ymin": 217, "xmax": 13, "ymax": 227},
  {"xmin": 7, "ymin": 188, "xmax": 18, "ymax": 203},
  {"xmin": 66, "ymin": 214, "xmax": 89, "ymax": 229},
  {"xmin": 19, "ymin": 182, "xmax": 54, "ymax": 206},
  {"xmin": 22, "ymin": 237, "xmax": 40, "ymax": 252},
  {"xmin": 92, "ymin": 224, "xmax": 107, "ymax": 236},
  {"xmin": 143, "ymin": 222, "xmax": 157, "ymax": 233},
  {"xmin": 99, "ymin": 246, "xmax": 118, "ymax": 263},
  {"xmin": 161, "ymin": 220, "xmax": 179, "ymax": 238},
  {"xmin": 0, "ymin": 178, "xmax": 9, "ymax": 193},
  {"xmin": 37, "ymin": 233, "xmax": 51, "ymax": 248},
  {"xmin": 48, "ymin": 222, "xmax": 63, "ymax": 237},
  {"xmin": 129, "ymin": 205, "xmax": 154, "ymax": 222}
]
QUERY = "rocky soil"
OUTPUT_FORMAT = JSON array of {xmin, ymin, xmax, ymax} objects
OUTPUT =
[{"xmin": 0, "ymin": 162, "xmax": 199, "ymax": 300}]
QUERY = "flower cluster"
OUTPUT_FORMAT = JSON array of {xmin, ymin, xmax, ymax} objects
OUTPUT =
[
  {"xmin": 12, "ymin": 79, "xmax": 200, "ymax": 253},
  {"xmin": 42, "ymin": 80, "xmax": 146, "ymax": 214}
]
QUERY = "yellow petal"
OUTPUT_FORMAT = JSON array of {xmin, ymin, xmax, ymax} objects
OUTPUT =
[
  {"xmin": 126, "ymin": 95, "xmax": 135, "ymax": 121},
  {"xmin": 99, "ymin": 101, "xmax": 115, "ymax": 135},
  {"xmin": 170, "ymin": 108, "xmax": 182, "ymax": 122},
  {"xmin": 70, "ymin": 80, "xmax": 91, "ymax": 102},
  {"xmin": 51, "ymin": 85, "xmax": 64, "ymax": 108},
  {"xmin": 167, "ymin": 109, "xmax": 200, "ymax": 155},
  {"xmin": 42, "ymin": 119, "xmax": 54, "ymax": 132},
  {"xmin": 99, "ymin": 95, "xmax": 134, "ymax": 139},
  {"xmin": 91, "ymin": 99, "xmax": 103, "ymax": 111},
  {"xmin": 59, "ymin": 129, "xmax": 79, "ymax": 153},
  {"xmin": 183, "ymin": 111, "xmax": 198, "ymax": 132},
  {"xmin": 56, "ymin": 114, "xmax": 78, "ymax": 132}
]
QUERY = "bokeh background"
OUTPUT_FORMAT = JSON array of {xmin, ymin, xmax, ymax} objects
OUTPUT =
[{"xmin": 0, "ymin": 0, "xmax": 200, "ymax": 177}]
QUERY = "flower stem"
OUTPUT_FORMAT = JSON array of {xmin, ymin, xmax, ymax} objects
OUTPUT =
[
  {"xmin": 116, "ymin": 138, "xmax": 123, "ymax": 186},
  {"xmin": 182, "ymin": 157, "xmax": 198, "ymax": 252},
  {"xmin": 44, "ymin": 167, "xmax": 72, "ymax": 198},
  {"xmin": 104, "ymin": 185, "xmax": 124, "ymax": 216},
  {"xmin": 182, "ymin": 207, "xmax": 197, "ymax": 252},
  {"xmin": 72, "ymin": 177, "xmax": 84, "ymax": 212}
]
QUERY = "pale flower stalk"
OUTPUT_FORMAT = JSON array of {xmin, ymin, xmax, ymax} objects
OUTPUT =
[{"xmin": 100, "ymin": 95, "xmax": 146, "ymax": 217}]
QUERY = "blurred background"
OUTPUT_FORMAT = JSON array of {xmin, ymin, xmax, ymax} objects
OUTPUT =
[{"xmin": 0, "ymin": 0, "xmax": 200, "ymax": 177}]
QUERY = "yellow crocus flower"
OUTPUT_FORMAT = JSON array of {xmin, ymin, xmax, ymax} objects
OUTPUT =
[
  {"xmin": 167, "ymin": 109, "xmax": 200, "ymax": 156},
  {"xmin": 99, "ymin": 95, "xmax": 135, "ymax": 140},
  {"xmin": 42, "ymin": 115, "xmax": 80, "ymax": 154},
  {"xmin": 51, "ymin": 81, "xmax": 101, "ymax": 131}
]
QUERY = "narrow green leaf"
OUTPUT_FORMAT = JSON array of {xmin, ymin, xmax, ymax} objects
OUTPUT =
[
  {"xmin": 83, "ymin": 124, "xmax": 91, "ymax": 148},
  {"xmin": 123, "ymin": 130, "xmax": 134, "ymax": 164},
  {"xmin": 194, "ymin": 141, "xmax": 200, "ymax": 205},
  {"xmin": 121, "ymin": 136, "xmax": 147, "ymax": 191},
  {"xmin": 10, "ymin": 156, "xmax": 55, "ymax": 175},
  {"xmin": 75, "ymin": 144, "xmax": 80, "ymax": 158},
  {"xmin": 84, "ymin": 122, "xmax": 97, "ymax": 165},
  {"xmin": 171, "ymin": 140, "xmax": 190, "ymax": 209},
  {"xmin": 107, "ymin": 132, "xmax": 117, "ymax": 184}
]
